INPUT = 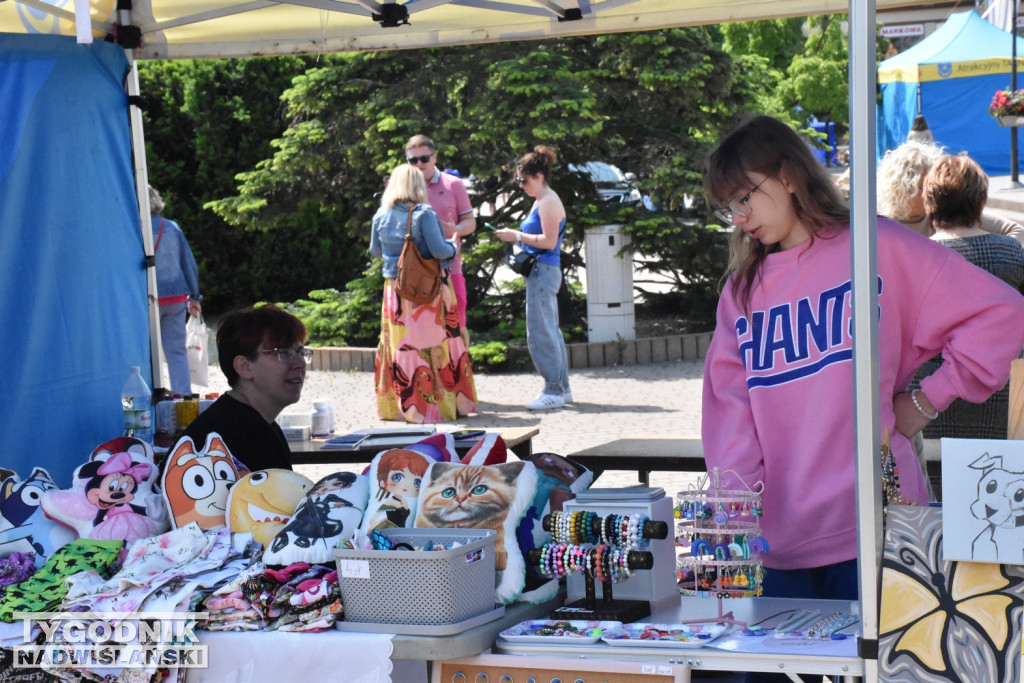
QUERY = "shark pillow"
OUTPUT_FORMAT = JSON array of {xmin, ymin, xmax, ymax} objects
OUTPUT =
[
  {"xmin": 0, "ymin": 467, "xmax": 76, "ymax": 565},
  {"xmin": 41, "ymin": 437, "xmax": 170, "ymax": 548},
  {"xmin": 226, "ymin": 469, "xmax": 313, "ymax": 548}
]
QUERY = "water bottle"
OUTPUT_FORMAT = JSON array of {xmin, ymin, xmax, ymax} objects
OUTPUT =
[{"xmin": 121, "ymin": 365, "xmax": 154, "ymax": 444}]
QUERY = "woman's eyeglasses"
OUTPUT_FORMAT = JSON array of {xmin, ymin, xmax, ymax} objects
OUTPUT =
[
  {"xmin": 407, "ymin": 154, "xmax": 433, "ymax": 164},
  {"xmin": 259, "ymin": 346, "xmax": 314, "ymax": 364},
  {"xmin": 714, "ymin": 177, "xmax": 768, "ymax": 224},
  {"xmin": 516, "ymin": 177, "xmax": 527, "ymax": 185}
]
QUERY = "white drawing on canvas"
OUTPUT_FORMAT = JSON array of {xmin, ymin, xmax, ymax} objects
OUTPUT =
[{"xmin": 941, "ymin": 439, "xmax": 1024, "ymax": 565}]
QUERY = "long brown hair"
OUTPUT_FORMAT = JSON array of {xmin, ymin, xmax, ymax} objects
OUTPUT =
[{"xmin": 704, "ymin": 115, "xmax": 849, "ymax": 311}]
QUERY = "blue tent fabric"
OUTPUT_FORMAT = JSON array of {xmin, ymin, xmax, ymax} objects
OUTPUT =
[
  {"xmin": 0, "ymin": 33, "xmax": 150, "ymax": 486},
  {"xmin": 878, "ymin": 10, "xmax": 1024, "ymax": 175}
]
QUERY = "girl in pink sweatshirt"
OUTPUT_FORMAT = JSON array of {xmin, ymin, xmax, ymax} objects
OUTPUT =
[{"xmin": 702, "ymin": 115, "xmax": 1024, "ymax": 606}]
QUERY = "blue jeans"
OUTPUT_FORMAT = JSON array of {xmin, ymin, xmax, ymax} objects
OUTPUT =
[
  {"xmin": 745, "ymin": 559, "xmax": 859, "ymax": 683},
  {"xmin": 160, "ymin": 301, "xmax": 191, "ymax": 395},
  {"xmin": 525, "ymin": 262, "xmax": 570, "ymax": 396}
]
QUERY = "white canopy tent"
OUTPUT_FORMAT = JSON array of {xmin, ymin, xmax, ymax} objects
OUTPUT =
[{"xmin": 0, "ymin": 1, "xmax": 939, "ymax": 680}]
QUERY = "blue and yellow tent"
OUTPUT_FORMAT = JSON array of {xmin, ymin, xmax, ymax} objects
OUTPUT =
[{"xmin": 878, "ymin": 9, "xmax": 1024, "ymax": 175}]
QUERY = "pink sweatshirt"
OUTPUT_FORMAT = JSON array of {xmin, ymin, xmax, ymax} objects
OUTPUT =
[{"xmin": 703, "ymin": 219, "xmax": 1024, "ymax": 570}]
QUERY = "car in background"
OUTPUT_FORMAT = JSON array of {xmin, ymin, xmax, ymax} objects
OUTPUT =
[{"xmin": 569, "ymin": 161, "xmax": 642, "ymax": 205}]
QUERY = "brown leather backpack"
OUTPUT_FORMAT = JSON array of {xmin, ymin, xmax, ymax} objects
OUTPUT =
[{"xmin": 394, "ymin": 204, "xmax": 441, "ymax": 306}]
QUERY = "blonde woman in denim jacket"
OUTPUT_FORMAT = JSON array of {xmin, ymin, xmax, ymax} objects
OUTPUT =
[{"xmin": 370, "ymin": 164, "xmax": 477, "ymax": 423}]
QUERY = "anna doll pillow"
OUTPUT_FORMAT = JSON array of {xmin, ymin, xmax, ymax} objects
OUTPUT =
[
  {"xmin": 413, "ymin": 460, "xmax": 537, "ymax": 604},
  {"xmin": 360, "ymin": 448, "xmax": 435, "ymax": 534},
  {"xmin": 263, "ymin": 471, "xmax": 370, "ymax": 566},
  {"xmin": 41, "ymin": 437, "xmax": 170, "ymax": 547}
]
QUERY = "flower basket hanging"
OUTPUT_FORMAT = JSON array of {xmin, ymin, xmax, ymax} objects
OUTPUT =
[{"xmin": 989, "ymin": 89, "xmax": 1024, "ymax": 126}]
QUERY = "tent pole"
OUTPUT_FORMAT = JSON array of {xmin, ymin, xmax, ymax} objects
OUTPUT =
[
  {"xmin": 1013, "ymin": 0, "xmax": 1020, "ymax": 186},
  {"xmin": 850, "ymin": 1, "xmax": 882, "ymax": 681},
  {"xmin": 119, "ymin": 0, "xmax": 165, "ymax": 393}
]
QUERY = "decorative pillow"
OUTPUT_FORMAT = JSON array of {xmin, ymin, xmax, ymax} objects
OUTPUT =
[
  {"xmin": 360, "ymin": 449, "xmax": 436, "ymax": 534},
  {"xmin": 0, "ymin": 467, "xmax": 76, "ymax": 564},
  {"xmin": 515, "ymin": 452, "xmax": 593, "ymax": 601},
  {"xmin": 264, "ymin": 472, "xmax": 369, "ymax": 566},
  {"xmin": 459, "ymin": 433, "xmax": 508, "ymax": 467},
  {"xmin": 41, "ymin": 437, "xmax": 170, "ymax": 547},
  {"xmin": 161, "ymin": 433, "xmax": 241, "ymax": 530},
  {"xmin": 226, "ymin": 469, "xmax": 313, "ymax": 548},
  {"xmin": 414, "ymin": 460, "xmax": 537, "ymax": 604}
]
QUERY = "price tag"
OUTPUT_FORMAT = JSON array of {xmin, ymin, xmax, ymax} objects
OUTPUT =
[
  {"xmin": 658, "ymin": 666, "xmax": 674, "ymax": 675},
  {"xmin": 641, "ymin": 665, "xmax": 656, "ymax": 674},
  {"xmin": 338, "ymin": 559, "xmax": 371, "ymax": 579}
]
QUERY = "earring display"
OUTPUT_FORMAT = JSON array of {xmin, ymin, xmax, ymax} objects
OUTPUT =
[{"xmin": 674, "ymin": 467, "xmax": 768, "ymax": 629}]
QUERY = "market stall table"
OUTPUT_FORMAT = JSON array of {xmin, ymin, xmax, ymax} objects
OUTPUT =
[{"xmin": 288, "ymin": 426, "xmax": 540, "ymax": 466}]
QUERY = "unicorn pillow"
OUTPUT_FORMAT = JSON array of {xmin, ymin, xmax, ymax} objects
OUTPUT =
[
  {"xmin": 41, "ymin": 437, "xmax": 169, "ymax": 547},
  {"xmin": 0, "ymin": 467, "xmax": 76, "ymax": 565}
]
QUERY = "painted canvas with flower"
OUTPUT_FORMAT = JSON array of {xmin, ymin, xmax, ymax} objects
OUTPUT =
[{"xmin": 880, "ymin": 505, "xmax": 1024, "ymax": 682}]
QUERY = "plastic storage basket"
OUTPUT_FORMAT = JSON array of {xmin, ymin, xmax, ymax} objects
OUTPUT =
[{"xmin": 333, "ymin": 528, "xmax": 497, "ymax": 628}]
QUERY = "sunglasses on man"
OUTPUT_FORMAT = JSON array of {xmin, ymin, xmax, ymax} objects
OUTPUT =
[{"xmin": 407, "ymin": 154, "xmax": 433, "ymax": 164}]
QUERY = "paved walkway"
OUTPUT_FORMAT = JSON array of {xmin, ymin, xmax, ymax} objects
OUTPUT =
[{"xmin": 196, "ymin": 360, "xmax": 708, "ymax": 495}]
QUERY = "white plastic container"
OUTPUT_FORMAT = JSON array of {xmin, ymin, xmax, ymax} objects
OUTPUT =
[
  {"xmin": 121, "ymin": 365, "xmax": 153, "ymax": 444},
  {"xmin": 312, "ymin": 400, "xmax": 333, "ymax": 438}
]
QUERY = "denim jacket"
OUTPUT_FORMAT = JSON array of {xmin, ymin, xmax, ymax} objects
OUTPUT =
[
  {"xmin": 369, "ymin": 202, "xmax": 456, "ymax": 278},
  {"xmin": 151, "ymin": 215, "xmax": 200, "ymax": 301}
]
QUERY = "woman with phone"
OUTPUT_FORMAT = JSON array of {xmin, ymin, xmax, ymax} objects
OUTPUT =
[{"xmin": 494, "ymin": 145, "xmax": 573, "ymax": 410}]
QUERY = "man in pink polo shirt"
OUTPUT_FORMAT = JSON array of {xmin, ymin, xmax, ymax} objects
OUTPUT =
[{"xmin": 405, "ymin": 134, "xmax": 476, "ymax": 327}]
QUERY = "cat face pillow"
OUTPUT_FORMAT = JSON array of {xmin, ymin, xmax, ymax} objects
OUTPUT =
[
  {"xmin": 41, "ymin": 437, "xmax": 169, "ymax": 547},
  {"xmin": 414, "ymin": 460, "xmax": 537, "ymax": 604},
  {"xmin": 226, "ymin": 469, "xmax": 313, "ymax": 548},
  {"xmin": 0, "ymin": 467, "xmax": 76, "ymax": 564},
  {"xmin": 161, "ymin": 433, "xmax": 241, "ymax": 530},
  {"xmin": 264, "ymin": 472, "xmax": 369, "ymax": 566},
  {"xmin": 360, "ymin": 449, "xmax": 434, "ymax": 534}
]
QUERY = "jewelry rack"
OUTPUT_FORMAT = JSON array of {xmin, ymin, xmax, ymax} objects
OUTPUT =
[
  {"xmin": 675, "ymin": 467, "xmax": 769, "ymax": 627},
  {"xmin": 526, "ymin": 509, "xmax": 667, "ymax": 623}
]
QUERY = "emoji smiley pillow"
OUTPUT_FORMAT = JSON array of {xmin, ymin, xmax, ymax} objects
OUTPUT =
[
  {"xmin": 226, "ymin": 469, "xmax": 313, "ymax": 547},
  {"xmin": 41, "ymin": 437, "xmax": 169, "ymax": 547},
  {"xmin": 264, "ymin": 472, "xmax": 369, "ymax": 566},
  {"xmin": 161, "ymin": 433, "xmax": 241, "ymax": 530}
]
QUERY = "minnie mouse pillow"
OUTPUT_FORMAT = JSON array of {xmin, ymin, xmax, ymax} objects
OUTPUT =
[{"xmin": 41, "ymin": 437, "xmax": 170, "ymax": 546}]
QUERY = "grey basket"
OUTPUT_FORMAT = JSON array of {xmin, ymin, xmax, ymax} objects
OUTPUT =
[{"xmin": 333, "ymin": 528, "xmax": 497, "ymax": 626}]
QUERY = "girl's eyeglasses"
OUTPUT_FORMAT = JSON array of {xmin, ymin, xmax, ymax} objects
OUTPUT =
[
  {"xmin": 516, "ymin": 177, "xmax": 527, "ymax": 185},
  {"xmin": 259, "ymin": 346, "xmax": 313, "ymax": 364},
  {"xmin": 714, "ymin": 177, "xmax": 768, "ymax": 224}
]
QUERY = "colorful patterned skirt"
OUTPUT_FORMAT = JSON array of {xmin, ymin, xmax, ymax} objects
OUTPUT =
[{"xmin": 375, "ymin": 275, "xmax": 477, "ymax": 423}]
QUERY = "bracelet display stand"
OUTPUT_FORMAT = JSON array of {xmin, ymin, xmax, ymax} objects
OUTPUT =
[
  {"xmin": 675, "ymin": 468, "xmax": 768, "ymax": 627},
  {"xmin": 527, "ymin": 494, "xmax": 670, "ymax": 623}
]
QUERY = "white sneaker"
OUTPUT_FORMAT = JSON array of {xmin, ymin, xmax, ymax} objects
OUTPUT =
[
  {"xmin": 563, "ymin": 391, "xmax": 574, "ymax": 404},
  {"xmin": 526, "ymin": 393, "xmax": 565, "ymax": 410}
]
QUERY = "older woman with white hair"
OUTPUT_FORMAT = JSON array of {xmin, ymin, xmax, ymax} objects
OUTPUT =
[{"xmin": 877, "ymin": 140, "xmax": 1024, "ymax": 244}]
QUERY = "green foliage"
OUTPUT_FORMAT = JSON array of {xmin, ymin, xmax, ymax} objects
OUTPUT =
[{"xmin": 277, "ymin": 263, "xmax": 384, "ymax": 348}]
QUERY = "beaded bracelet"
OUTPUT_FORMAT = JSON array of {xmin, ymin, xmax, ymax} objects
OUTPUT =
[{"xmin": 911, "ymin": 389, "xmax": 939, "ymax": 420}]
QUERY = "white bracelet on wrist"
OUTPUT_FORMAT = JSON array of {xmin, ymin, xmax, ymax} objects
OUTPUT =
[
  {"xmin": 516, "ymin": 232, "xmax": 522, "ymax": 243},
  {"xmin": 911, "ymin": 389, "xmax": 939, "ymax": 420}
]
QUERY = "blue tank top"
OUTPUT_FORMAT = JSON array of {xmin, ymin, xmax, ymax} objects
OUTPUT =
[{"xmin": 520, "ymin": 208, "xmax": 565, "ymax": 266}]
